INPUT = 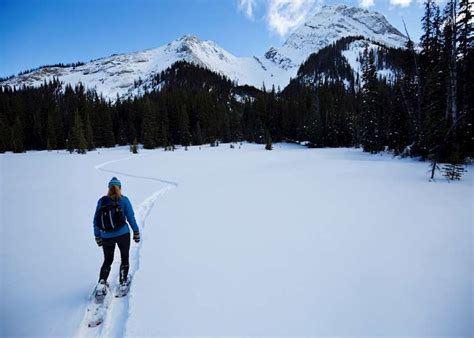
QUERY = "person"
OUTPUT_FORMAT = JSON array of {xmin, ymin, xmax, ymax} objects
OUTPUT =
[{"xmin": 93, "ymin": 177, "xmax": 140, "ymax": 297}]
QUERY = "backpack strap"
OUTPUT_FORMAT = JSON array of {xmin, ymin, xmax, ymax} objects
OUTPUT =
[{"xmin": 100, "ymin": 195, "xmax": 108, "ymax": 204}]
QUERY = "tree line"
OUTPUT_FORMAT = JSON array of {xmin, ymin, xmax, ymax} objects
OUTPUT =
[{"xmin": 0, "ymin": 0, "xmax": 472, "ymax": 164}]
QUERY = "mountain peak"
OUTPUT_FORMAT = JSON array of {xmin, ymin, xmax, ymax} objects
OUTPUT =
[
  {"xmin": 2, "ymin": 4, "xmax": 409, "ymax": 101},
  {"xmin": 177, "ymin": 35, "xmax": 203, "ymax": 44},
  {"xmin": 321, "ymin": 3, "xmax": 366, "ymax": 13},
  {"xmin": 169, "ymin": 35, "xmax": 204, "ymax": 52},
  {"xmin": 266, "ymin": 3, "xmax": 407, "ymax": 69},
  {"xmin": 312, "ymin": 4, "xmax": 405, "ymax": 37}
]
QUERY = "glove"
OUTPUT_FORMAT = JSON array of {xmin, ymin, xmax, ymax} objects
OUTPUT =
[
  {"xmin": 95, "ymin": 236, "xmax": 103, "ymax": 247},
  {"xmin": 133, "ymin": 232, "xmax": 140, "ymax": 243}
]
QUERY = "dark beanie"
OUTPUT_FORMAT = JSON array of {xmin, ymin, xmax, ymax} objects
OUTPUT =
[{"xmin": 108, "ymin": 177, "xmax": 121, "ymax": 188}]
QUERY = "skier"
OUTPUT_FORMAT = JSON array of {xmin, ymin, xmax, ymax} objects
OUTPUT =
[{"xmin": 93, "ymin": 177, "xmax": 140, "ymax": 299}]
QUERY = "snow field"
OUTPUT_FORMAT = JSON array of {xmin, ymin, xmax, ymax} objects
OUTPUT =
[{"xmin": 0, "ymin": 143, "xmax": 472, "ymax": 337}]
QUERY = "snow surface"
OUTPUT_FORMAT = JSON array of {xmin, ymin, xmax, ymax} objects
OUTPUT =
[
  {"xmin": 1, "ymin": 5, "xmax": 407, "ymax": 100},
  {"xmin": 341, "ymin": 40, "xmax": 396, "ymax": 85},
  {"xmin": 0, "ymin": 143, "xmax": 472, "ymax": 337}
]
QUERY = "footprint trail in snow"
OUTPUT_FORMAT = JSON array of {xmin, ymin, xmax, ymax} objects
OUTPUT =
[{"xmin": 75, "ymin": 154, "xmax": 177, "ymax": 338}]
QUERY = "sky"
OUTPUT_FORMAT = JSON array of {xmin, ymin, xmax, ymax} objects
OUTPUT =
[{"xmin": 0, "ymin": 0, "xmax": 433, "ymax": 77}]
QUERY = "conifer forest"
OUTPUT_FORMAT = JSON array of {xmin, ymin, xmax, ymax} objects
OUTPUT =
[{"xmin": 1, "ymin": 0, "xmax": 472, "ymax": 165}]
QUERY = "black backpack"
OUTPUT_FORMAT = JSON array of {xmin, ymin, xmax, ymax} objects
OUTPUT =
[{"xmin": 96, "ymin": 196, "xmax": 126, "ymax": 232}]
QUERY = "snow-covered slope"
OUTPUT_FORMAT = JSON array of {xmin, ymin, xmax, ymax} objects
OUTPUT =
[
  {"xmin": 0, "ymin": 35, "xmax": 289, "ymax": 100},
  {"xmin": 341, "ymin": 39, "xmax": 397, "ymax": 82},
  {"xmin": 266, "ymin": 4, "xmax": 407, "ymax": 71},
  {"xmin": 297, "ymin": 38, "xmax": 397, "ymax": 90},
  {"xmin": 1, "ymin": 4, "xmax": 408, "ymax": 100},
  {"xmin": 0, "ymin": 35, "xmax": 279, "ymax": 100}
]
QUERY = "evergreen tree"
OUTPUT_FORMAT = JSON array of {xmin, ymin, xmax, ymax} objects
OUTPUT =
[
  {"xmin": 46, "ymin": 109, "xmax": 57, "ymax": 151},
  {"xmin": 456, "ymin": 0, "xmax": 473, "ymax": 156},
  {"xmin": 193, "ymin": 121, "xmax": 203, "ymax": 145},
  {"xmin": 141, "ymin": 98, "xmax": 158, "ymax": 149},
  {"xmin": 443, "ymin": 0, "xmax": 459, "ymax": 125},
  {"xmin": 360, "ymin": 48, "xmax": 382, "ymax": 153},
  {"xmin": 93, "ymin": 99, "xmax": 115, "ymax": 148},
  {"xmin": 421, "ymin": 0, "xmax": 435, "ymax": 54},
  {"xmin": 421, "ymin": 2, "xmax": 448, "ymax": 159},
  {"xmin": 305, "ymin": 92, "xmax": 322, "ymax": 146},
  {"xmin": 398, "ymin": 38, "xmax": 423, "ymax": 155},
  {"xmin": 265, "ymin": 129, "xmax": 273, "ymax": 150},
  {"xmin": 442, "ymin": 162, "xmax": 466, "ymax": 180},
  {"xmin": 70, "ymin": 110, "xmax": 87, "ymax": 154},
  {"xmin": 12, "ymin": 116, "xmax": 25, "ymax": 153},
  {"xmin": 85, "ymin": 113, "xmax": 95, "ymax": 150},
  {"xmin": 0, "ymin": 116, "xmax": 8, "ymax": 153},
  {"xmin": 178, "ymin": 105, "xmax": 191, "ymax": 146},
  {"xmin": 388, "ymin": 83, "xmax": 410, "ymax": 154}
]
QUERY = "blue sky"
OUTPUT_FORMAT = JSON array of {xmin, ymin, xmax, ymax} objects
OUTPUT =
[{"xmin": 0, "ymin": 0, "xmax": 429, "ymax": 77}]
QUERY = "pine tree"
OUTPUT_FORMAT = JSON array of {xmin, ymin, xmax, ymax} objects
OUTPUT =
[
  {"xmin": 85, "ymin": 113, "xmax": 95, "ymax": 150},
  {"xmin": 421, "ymin": 0, "xmax": 435, "ymax": 54},
  {"xmin": 70, "ymin": 110, "xmax": 87, "ymax": 154},
  {"xmin": 94, "ymin": 100, "xmax": 115, "ymax": 148},
  {"xmin": 442, "ymin": 164, "xmax": 466, "ymax": 180},
  {"xmin": 46, "ymin": 109, "xmax": 57, "ymax": 151},
  {"xmin": 303, "ymin": 90, "xmax": 322, "ymax": 146},
  {"xmin": 161, "ymin": 122, "xmax": 171, "ymax": 149},
  {"xmin": 0, "ymin": 115, "xmax": 8, "ymax": 153},
  {"xmin": 193, "ymin": 121, "xmax": 203, "ymax": 145},
  {"xmin": 360, "ymin": 48, "xmax": 382, "ymax": 153},
  {"xmin": 66, "ymin": 135, "xmax": 73, "ymax": 154},
  {"xmin": 178, "ymin": 105, "xmax": 191, "ymax": 146},
  {"xmin": 457, "ymin": 0, "xmax": 473, "ymax": 59},
  {"xmin": 142, "ymin": 98, "xmax": 158, "ymax": 149},
  {"xmin": 424, "ymin": 2, "xmax": 447, "ymax": 156},
  {"xmin": 443, "ymin": 0, "xmax": 459, "ymax": 125},
  {"xmin": 12, "ymin": 116, "xmax": 25, "ymax": 153},
  {"xmin": 265, "ymin": 129, "xmax": 273, "ymax": 150},
  {"xmin": 398, "ymin": 38, "xmax": 423, "ymax": 155},
  {"xmin": 388, "ymin": 83, "xmax": 410, "ymax": 154},
  {"xmin": 52, "ymin": 105, "xmax": 65, "ymax": 150},
  {"xmin": 456, "ymin": 0, "xmax": 473, "ymax": 157}
]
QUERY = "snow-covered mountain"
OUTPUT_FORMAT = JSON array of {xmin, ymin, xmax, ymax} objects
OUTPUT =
[
  {"xmin": 1, "ymin": 4, "xmax": 408, "ymax": 100},
  {"xmin": 265, "ymin": 4, "xmax": 407, "ymax": 70}
]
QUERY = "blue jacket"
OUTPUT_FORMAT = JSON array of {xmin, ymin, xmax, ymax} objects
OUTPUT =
[{"xmin": 93, "ymin": 195, "xmax": 139, "ymax": 238}]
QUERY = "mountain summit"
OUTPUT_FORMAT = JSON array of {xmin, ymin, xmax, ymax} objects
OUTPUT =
[
  {"xmin": 266, "ymin": 4, "xmax": 407, "ymax": 70},
  {"xmin": 1, "ymin": 4, "xmax": 408, "ymax": 100}
]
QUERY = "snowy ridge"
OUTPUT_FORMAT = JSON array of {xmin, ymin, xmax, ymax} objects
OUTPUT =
[
  {"xmin": 76, "ymin": 155, "xmax": 177, "ymax": 338},
  {"xmin": 341, "ymin": 39, "xmax": 396, "ymax": 85},
  {"xmin": 1, "ymin": 4, "xmax": 408, "ymax": 100},
  {"xmin": 267, "ymin": 4, "xmax": 407, "ymax": 71},
  {"xmin": 296, "ymin": 38, "xmax": 397, "ymax": 90}
]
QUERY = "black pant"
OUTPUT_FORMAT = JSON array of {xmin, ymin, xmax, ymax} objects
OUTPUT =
[{"xmin": 99, "ymin": 232, "xmax": 130, "ymax": 283}]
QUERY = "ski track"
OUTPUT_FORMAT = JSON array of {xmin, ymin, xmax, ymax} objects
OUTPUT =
[{"xmin": 75, "ymin": 154, "xmax": 178, "ymax": 338}]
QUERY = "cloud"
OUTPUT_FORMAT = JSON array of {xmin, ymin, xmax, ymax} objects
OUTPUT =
[
  {"xmin": 238, "ymin": 0, "xmax": 424, "ymax": 37},
  {"xmin": 390, "ymin": 0, "xmax": 412, "ymax": 7},
  {"xmin": 239, "ymin": 0, "xmax": 256, "ymax": 19},
  {"xmin": 359, "ymin": 0, "xmax": 375, "ymax": 8},
  {"xmin": 267, "ymin": 0, "xmax": 322, "ymax": 36}
]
